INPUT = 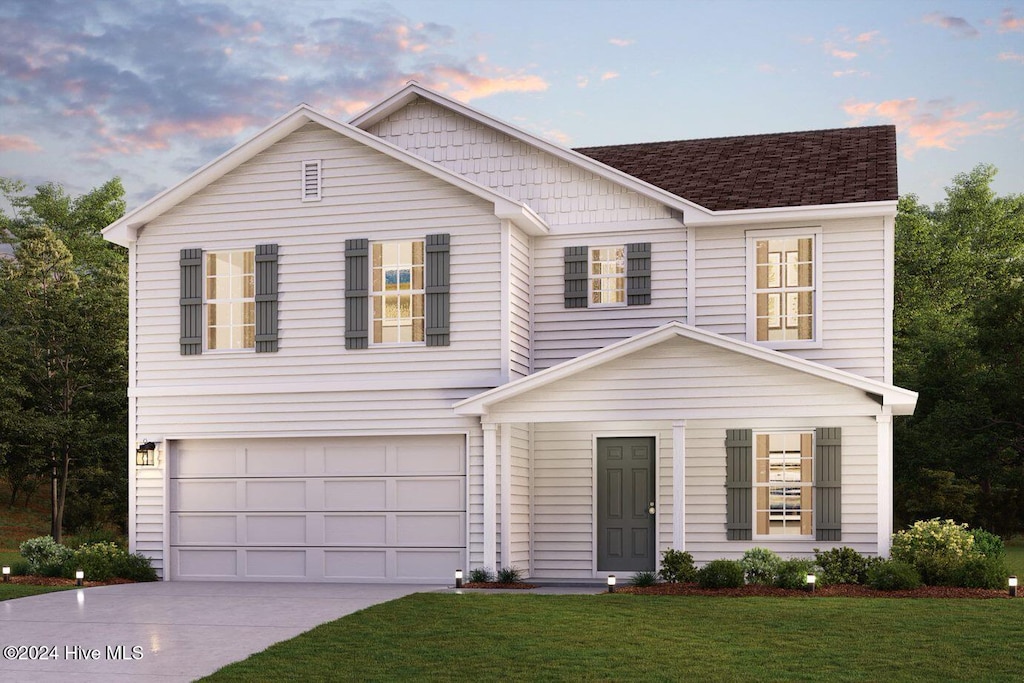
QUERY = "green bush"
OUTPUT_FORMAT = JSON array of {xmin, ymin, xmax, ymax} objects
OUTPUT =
[
  {"xmin": 866, "ymin": 559, "xmax": 922, "ymax": 591},
  {"xmin": 65, "ymin": 542, "xmax": 158, "ymax": 582},
  {"xmin": 891, "ymin": 519, "xmax": 975, "ymax": 567},
  {"xmin": 496, "ymin": 566, "xmax": 522, "ymax": 584},
  {"xmin": 814, "ymin": 547, "xmax": 874, "ymax": 585},
  {"xmin": 774, "ymin": 558, "xmax": 817, "ymax": 590},
  {"xmin": 66, "ymin": 527, "xmax": 126, "ymax": 550},
  {"xmin": 658, "ymin": 549, "xmax": 696, "ymax": 583},
  {"xmin": 19, "ymin": 536, "xmax": 74, "ymax": 575},
  {"xmin": 953, "ymin": 555, "xmax": 1009, "ymax": 590},
  {"xmin": 741, "ymin": 547, "xmax": 781, "ymax": 585},
  {"xmin": 629, "ymin": 571, "xmax": 658, "ymax": 587},
  {"xmin": 8, "ymin": 559, "xmax": 30, "ymax": 576},
  {"xmin": 469, "ymin": 567, "xmax": 494, "ymax": 583},
  {"xmin": 697, "ymin": 560, "xmax": 745, "ymax": 589},
  {"xmin": 969, "ymin": 528, "xmax": 1005, "ymax": 558}
]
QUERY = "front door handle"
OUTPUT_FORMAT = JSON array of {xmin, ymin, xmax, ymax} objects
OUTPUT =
[{"xmin": 648, "ymin": 501, "xmax": 656, "ymax": 515}]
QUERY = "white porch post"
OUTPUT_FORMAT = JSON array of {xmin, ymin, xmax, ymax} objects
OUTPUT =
[
  {"xmin": 673, "ymin": 420, "xmax": 686, "ymax": 550},
  {"xmin": 500, "ymin": 424, "xmax": 512, "ymax": 569},
  {"xmin": 482, "ymin": 421, "xmax": 498, "ymax": 570},
  {"xmin": 876, "ymin": 408, "xmax": 894, "ymax": 556}
]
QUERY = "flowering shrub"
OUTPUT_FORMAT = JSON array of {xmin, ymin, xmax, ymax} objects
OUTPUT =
[
  {"xmin": 19, "ymin": 536, "xmax": 157, "ymax": 582},
  {"xmin": 891, "ymin": 519, "xmax": 976, "ymax": 565},
  {"xmin": 741, "ymin": 547, "xmax": 781, "ymax": 585},
  {"xmin": 890, "ymin": 519, "xmax": 1007, "ymax": 587},
  {"xmin": 19, "ymin": 536, "xmax": 74, "ymax": 575}
]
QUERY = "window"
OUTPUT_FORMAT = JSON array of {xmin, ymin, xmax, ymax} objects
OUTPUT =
[
  {"xmin": 749, "ymin": 232, "xmax": 818, "ymax": 344},
  {"xmin": 206, "ymin": 250, "xmax": 255, "ymax": 351},
  {"xmin": 754, "ymin": 432, "xmax": 813, "ymax": 537},
  {"xmin": 372, "ymin": 241, "xmax": 424, "ymax": 344},
  {"xmin": 590, "ymin": 246, "xmax": 626, "ymax": 306}
]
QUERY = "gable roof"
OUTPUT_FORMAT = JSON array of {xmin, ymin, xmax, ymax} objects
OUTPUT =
[
  {"xmin": 575, "ymin": 126, "xmax": 898, "ymax": 211},
  {"xmin": 102, "ymin": 104, "xmax": 548, "ymax": 247},
  {"xmin": 454, "ymin": 321, "xmax": 918, "ymax": 418}
]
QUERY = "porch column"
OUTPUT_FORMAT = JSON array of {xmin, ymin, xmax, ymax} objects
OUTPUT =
[
  {"xmin": 482, "ymin": 421, "xmax": 498, "ymax": 570},
  {"xmin": 876, "ymin": 409, "xmax": 894, "ymax": 556},
  {"xmin": 500, "ymin": 424, "xmax": 512, "ymax": 569},
  {"xmin": 673, "ymin": 420, "xmax": 686, "ymax": 550}
]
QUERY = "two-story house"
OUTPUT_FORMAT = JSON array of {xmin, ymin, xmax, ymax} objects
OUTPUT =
[{"xmin": 102, "ymin": 82, "xmax": 917, "ymax": 583}]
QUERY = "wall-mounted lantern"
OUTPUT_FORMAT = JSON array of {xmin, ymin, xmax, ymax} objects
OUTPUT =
[{"xmin": 136, "ymin": 441, "xmax": 157, "ymax": 466}]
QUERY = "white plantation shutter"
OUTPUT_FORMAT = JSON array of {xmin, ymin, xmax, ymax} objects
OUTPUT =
[{"xmin": 301, "ymin": 160, "xmax": 321, "ymax": 201}]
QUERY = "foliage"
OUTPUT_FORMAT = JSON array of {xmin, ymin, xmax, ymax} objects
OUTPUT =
[
  {"xmin": 813, "ymin": 547, "xmax": 875, "ymax": 586},
  {"xmin": 19, "ymin": 535, "xmax": 73, "ymax": 574},
  {"xmin": 894, "ymin": 166, "xmax": 1024, "ymax": 535},
  {"xmin": 952, "ymin": 556, "xmax": 1009, "ymax": 590},
  {"xmin": 629, "ymin": 571, "xmax": 658, "ymax": 587},
  {"xmin": 696, "ymin": 560, "xmax": 745, "ymax": 589},
  {"xmin": 67, "ymin": 541, "xmax": 157, "ymax": 582},
  {"xmin": 66, "ymin": 527, "xmax": 127, "ymax": 550},
  {"xmin": 969, "ymin": 528, "xmax": 1004, "ymax": 558},
  {"xmin": 658, "ymin": 549, "xmax": 696, "ymax": 583},
  {"xmin": 891, "ymin": 519, "xmax": 976, "ymax": 566},
  {"xmin": 0, "ymin": 178, "xmax": 128, "ymax": 540},
  {"xmin": 495, "ymin": 566, "xmax": 522, "ymax": 584},
  {"xmin": 740, "ymin": 547, "xmax": 781, "ymax": 585},
  {"xmin": 8, "ymin": 559, "xmax": 30, "ymax": 576},
  {"xmin": 773, "ymin": 558, "xmax": 817, "ymax": 590},
  {"xmin": 866, "ymin": 559, "xmax": 922, "ymax": 591},
  {"xmin": 469, "ymin": 567, "xmax": 494, "ymax": 583}
]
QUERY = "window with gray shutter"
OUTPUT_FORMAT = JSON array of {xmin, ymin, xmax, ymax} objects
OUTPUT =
[
  {"xmin": 179, "ymin": 248, "xmax": 203, "ymax": 355},
  {"xmin": 626, "ymin": 242, "xmax": 651, "ymax": 306},
  {"xmin": 345, "ymin": 238, "xmax": 369, "ymax": 349},
  {"xmin": 254, "ymin": 244, "xmax": 279, "ymax": 353},
  {"xmin": 564, "ymin": 246, "xmax": 588, "ymax": 308},
  {"xmin": 425, "ymin": 233, "xmax": 450, "ymax": 347},
  {"xmin": 725, "ymin": 429, "xmax": 753, "ymax": 540},
  {"xmin": 815, "ymin": 427, "xmax": 842, "ymax": 542}
]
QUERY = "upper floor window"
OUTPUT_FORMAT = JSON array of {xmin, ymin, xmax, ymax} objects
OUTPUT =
[
  {"xmin": 747, "ymin": 230, "xmax": 819, "ymax": 346},
  {"xmin": 206, "ymin": 250, "xmax": 255, "ymax": 351},
  {"xmin": 372, "ymin": 241, "xmax": 425, "ymax": 344},
  {"xmin": 754, "ymin": 431, "xmax": 813, "ymax": 538},
  {"xmin": 590, "ymin": 246, "xmax": 626, "ymax": 306}
]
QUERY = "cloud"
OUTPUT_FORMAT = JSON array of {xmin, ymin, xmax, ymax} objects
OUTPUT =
[
  {"xmin": 998, "ymin": 51, "xmax": 1024, "ymax": 63},
  {"xmin": 830, "ymin": 48, "xmax": 858, "ymax": 60},
  {"xmin": 577, "ymin": 76, "xmax": 589, "ymax": 88},
  {"xmin": 608, "ymin": 38, "xmax": 633, "ymax": 47},
  {"xmin": 922, "ymin": 12, "xmax": 980, "ymax": 38},
  {"xmin": 853, "ymin": 30, "xmax": 883, "ymax": 44},
  {"xmin": 423, "ymin": 67, "xmax": 548, "ymax": 101},
  {"xmin": 998, "ymin": 9, "xmax": 1024, "ymax": 32},
  {"xmin": 832, "ymin": 69, "xmax": 869, "ymax": 78},
  {"xmin": 756, "ymin": 64, "xmax": 779, "ymax": 74},
  {"xmin": 0, "ymin": 134, "xmax": 41, "ymax": 153},
  {"xmin": 600, "ymin": 71, "xmax": 619, "ymax": 81},
  {"xmin": 843, "ymin": 97, "xmax": 1017, "ymax": 156}
]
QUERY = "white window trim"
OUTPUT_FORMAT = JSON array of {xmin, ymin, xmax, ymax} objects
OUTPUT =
[
  {"xmin": 588, "ymin": 245, "xmax": 627, "ymax": 308},
  {"xmin": 369, "ymin": 239, "xmax": 426, "ymax": 347},
  {"xmin": 751, "ymin": 429, "xmax": 815, "ymax": 541},
  {"xmin": 745, "ymin": 226, "xmax": 823, "ymax": 349},
  {"xmin": 300, "ymin": 160, "xmax": 322, "ymax": 202},
  {"xmin": 203, "ymin": 247, "xmax": 256, "ymax": 354}
]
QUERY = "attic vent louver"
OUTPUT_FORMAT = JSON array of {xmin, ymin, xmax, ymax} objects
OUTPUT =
[{"xmin": 301, "ymin": 160, "xmax": 322, "ymax": 201}]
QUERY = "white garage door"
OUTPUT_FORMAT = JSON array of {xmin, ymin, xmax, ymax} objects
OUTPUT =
[{"xmin": 169, "ymin": 435, "xmax": 466, "ymax": 582}]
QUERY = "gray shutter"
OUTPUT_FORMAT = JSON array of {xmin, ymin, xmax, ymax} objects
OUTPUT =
[
  {"xmin": 725, "ymin": 429, "xmax": 753, "ymax": 540},
  {"xmin": 179, "ymin": 248, "xmax": 203, "ymax": 355},
  {"xmin": 254, "ymin": 244, "xmax": 278, "ymax": 353},
  {"xmin": 425, "ymin": 233, "xmax": 450, "ymax": 347},
  {"xmin": 564, "ymin": 246, "xmax": 588, "ymax": 308},
  {"xmin": 815, "ymin": 427, "xmax": 842, "ymax": 542},
  {"xmin": 626, "ymin": 242, "xmax": 651, "ymax": 306},
  {"xmin": 345, "ymin": 239, "xmax": 369, "ymax": 350}
]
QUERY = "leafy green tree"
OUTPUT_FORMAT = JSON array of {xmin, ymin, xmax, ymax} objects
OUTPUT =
[
  {"xmin": 894, "ymin": 164, "xmax": 1024, "ymax": 534},
  {"xmin": 0, "ymin": 179, "xmax": 128, "ymax": 540}
]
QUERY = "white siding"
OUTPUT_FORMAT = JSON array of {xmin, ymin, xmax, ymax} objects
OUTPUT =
[
  {"xmin": 509, "ymin": 423, "xmax": 531, "ymax": 573},
  {"xmin": 133, "ymin": 465, "xmax": 165, "ymax": 576},
  {"xmin": 365, "ymin": 98, "xmax": 674, "ymax": 226},
  {"xmin": 509, "ymin": 225, "xmax": 532, "ymax": 378},
  {"xmin": 532, "ymin": 224, "xmax": 687, "ymax": 370}
]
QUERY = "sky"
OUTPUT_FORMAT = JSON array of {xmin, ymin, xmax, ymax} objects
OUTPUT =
[{"xmin": 1, "ymin": 0, "xmax": 1022, "ymax": 213}]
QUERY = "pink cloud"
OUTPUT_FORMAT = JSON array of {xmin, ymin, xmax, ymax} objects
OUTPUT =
[
  {"xmin": 395, "ymin": 24, "xmax": 430, "ymax": 53},
  {"xmin": 600, "ymin": 71, "xmax": 619, "ymax": 81},
  {"xmin": 922, "ymin": 12, "xmax": 979, "ymax": 38},
  {"xmin": 832, "ymin": 69, "xmax": 869, "ymax": 78},
  {"xmin": 424, "ymin": 67, "xmax": 548, "ymax": 102},
  {"xmin": 0, "ymin": 134, "xmax": 41, "ymax": 153},
  {"xmin": 608, "ymin": 38, "xmax": 633, "ymax": 47},
  {"xmin": 998, "ymin": 51, "xmax": 1024, "ymax": 63},
  {"xmin": 843, "ymin": 97, "xmax": 1018, "ymax": 156},
  {"xmin": 999, "ymin": 9, "xmax": 1024, "ymax": 32},
  {"xmin": 853, "ymin": 30, "xmax": 883, "ymax": 44},
  {"xmin": 831, "ymin": 48, "xmax": 858, "ymax": 60}
]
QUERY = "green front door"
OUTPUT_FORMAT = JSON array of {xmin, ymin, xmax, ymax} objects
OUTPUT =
[{"xmin": 597, "ymin": 437, "xmax": 656, "ymax": 572}]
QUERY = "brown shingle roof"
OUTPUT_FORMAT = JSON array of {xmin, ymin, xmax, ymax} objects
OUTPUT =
[{"xmin": 574, "ymin": 125, "xmax": 897, "ymax": 211}]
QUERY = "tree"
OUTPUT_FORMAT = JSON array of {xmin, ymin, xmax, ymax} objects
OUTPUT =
[
  {"xmin": 894, "ymin": 164, "xmax": 1024, "ymax": 534},
  {"xmin": 0, "ymin": 179, "xmax": 128, "ymax": 540}
]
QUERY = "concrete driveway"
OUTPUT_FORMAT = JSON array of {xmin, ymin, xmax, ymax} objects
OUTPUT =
[{"xmin": 0, "ymin": 581, "xmax": 437, "ymax": 682}]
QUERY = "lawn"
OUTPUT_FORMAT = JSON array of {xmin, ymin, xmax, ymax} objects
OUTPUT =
[
  {"xmin": 0, "ymin": 584, "xmax": 74, "ymax": 601},
  {"xmin": 204, "ymin": 593, "xmax": 1024, "ymax": 682}
]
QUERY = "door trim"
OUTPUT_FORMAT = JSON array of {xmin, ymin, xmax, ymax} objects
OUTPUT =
[{"xmin": 591, "ymin": 432, "xmax": 660, "ymax": 577}]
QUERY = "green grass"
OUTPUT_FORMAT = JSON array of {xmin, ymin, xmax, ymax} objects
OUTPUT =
[
  {"xmin": 204, "ymin": 593, "xmax": 1024, "ymax": 682},
  {"xmin": 0, "ymin": 584, "xmax": 74, "ymax": 601},
  {"xmin": 1004, "ymin": 538, "xmax": 1024, "ymax": 576}
]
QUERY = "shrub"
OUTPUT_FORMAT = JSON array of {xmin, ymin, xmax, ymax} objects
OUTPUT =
[
  {"xmin": 866, "ymin": 559, "xmax": 922, "ymax": 591},
  {"xmin": 658, "ymin": 549, "xmax": 696, "ymax": 583},
  {"xmin": 953, "ymin": 555, "xmax": 1009, "ymax": 590},
  {"xmin": 814, "ymin": 547, "xmax": 874, "ymax": 585},
  {"xmin": 66, "ymin": 527, "xmax": 126, "ymax": 550},
  {"xmin": 496, "ymin": 566, "xmax": 522, "ymax": 584},
  {"xmin": 67, "ymin": 541, "xmax": 123, "ymax": 581},
  {"xmin": 969, "ymin": 528, "xmax": 1005, "ymax": 559},
  {"xmin": 8, "ymin": 559, "xmax": 30, "ymax": 576},
  {"xmin": 775, "ymin": 558, "xmax": 817, "ymax": 590},
  {"xmin": 741, "ymin": 547, "xmax": 781, "ymax": 585},
  {"xmin": 629, "ymin": 571, "xmax": 658, "ymax": 587},
  {"xmin": 697, "ymin": 560, "xmax": 745, "ymax": 589},
  {"xmin": 891, "ymin": 519, "xmax": 975, "ymax": 567},
  {"xmin": 469, "ymin": 567, "xmax": 494, "ymax": 583},
  {"xmin": 19, "ymin": 536, "xmax": 74, "ymax": 575}
]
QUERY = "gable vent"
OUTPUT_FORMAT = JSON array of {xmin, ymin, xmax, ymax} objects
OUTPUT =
[{"xmin": 301, "ymin": 160, "xmax": 322, "ymax": 201}]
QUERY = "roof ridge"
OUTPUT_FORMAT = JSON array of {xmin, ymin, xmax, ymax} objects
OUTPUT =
[{"xmin": 574, "ymin": 124, "xmax": 895, "ymax": 151}]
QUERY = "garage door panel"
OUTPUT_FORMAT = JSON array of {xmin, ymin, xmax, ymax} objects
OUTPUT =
[
  {"xmin": 245, "ymin": 445, "xmax": 308, "ymax": 475},
  {"xmin": 323, "ymin": 479, "xmax": 387, "ymax": 510},
  {"xmin": 175, "ymin": 514, "xmax": 238, "ymax": 545},
  {"xmin": 394, "ymin": 513, "xmax": 465, "ymax": 547},
  {"xmin": 174, "ymin": 445, "xmax": 238, "ymax": 477},
  {"xmin": 325, "ymin": 444, "xmax": 389, "ymax": 475},
  {"xmin": 324, "ymin": 550, "xmax": 388, "ymax": 579},
  {"xmin": 175, "ymin": 548, "xmax": 239, "ymax": 578},
  {"xmin": 174, "ymin": 480, "xmax": 237, "ymax": 511},
  {"xmin": 324, "ymin": 514, "xmax": 387, "ymax": 545},
  {"xmin": 395, "ymin": 442, "xmax": 465, "ymax": 475},
  {"xmin": 396, "ymin": 550, "xmax": 465, "ymax": 579},
  {"xmin": 245, "ymin": 550, "xmax": 307, "ymax": 578},
  {"xmin": 244, "ymin": 480, "xmax": 306, "ymax": 509},
  {"xmin": 394, "ymin": 478, "xmax": 465, "ymax": 510},
  {"xmin": 245, "ymin": 515, "xmax": 308, "ymax": 545}
]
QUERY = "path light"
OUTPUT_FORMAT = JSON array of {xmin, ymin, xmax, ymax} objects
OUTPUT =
[
  {"xmin": 1010, "ymin": 576, "xmax": 1018, "ymax": 598},
  {"xmin": 75, "ymin": 569, "xmax": 84, "ymax": 587},
  {"xmin": 2, "ymin": 566, "xmax": 9, "ymax": 583},
  {"xmin": 805, "ymin": 573, "xmax": 816, "ymax": 592},
  {"xmin": 455, "ymin": 569, "xmax": 463, "ymax": 589},
  {"xmin": 607, "ymin": 575, "xmax": 616, "ymax": 593}
]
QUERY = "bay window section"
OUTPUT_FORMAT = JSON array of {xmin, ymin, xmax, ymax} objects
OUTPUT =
[
  {"xmin": 372, "ymin": 241, "xmax": 425, "ymax": 344},
  {"xmin": 206, "ymin": 249, "xmax": 255, "ymax": 351}
]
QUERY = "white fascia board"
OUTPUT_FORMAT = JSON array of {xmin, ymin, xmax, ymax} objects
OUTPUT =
[
  {"xmin": 453, "ymin": 321, "xmax": 918, "ymax": 417},
  {"xmin": 102, "ymin": 103, "xmax": 548, "ymax": 247},
  {"xmin": 684, "ymin": 200, "xmax": 899, "ymax": 228}
]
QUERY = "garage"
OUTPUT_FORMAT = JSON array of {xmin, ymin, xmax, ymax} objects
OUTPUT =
[{"xmin": 168, "ymin": 435, "xmax": 466, "ymax": 582}]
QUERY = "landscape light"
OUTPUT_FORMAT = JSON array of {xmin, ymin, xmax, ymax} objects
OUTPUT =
[
  {"xmin": 806, "ymin": 573, "xmax": 816, "ymax": 592},
  {"xmin": 1010, "ymin": 576, "xmax": 1018, "ymax": 598},
  {"xmin": 75, "ymin": 569, "xmax": 84, "ymax": 587},
  {"xmin": 607, "ymin": 575, "xmax": 616, "ymax": 593},
  {"xmin": 455, "ymin": 569, "xmax": 463, "ymax": 589},
  {"xmin": 2, "ymin": 566, "xmax": 9, "ymax": 583}
]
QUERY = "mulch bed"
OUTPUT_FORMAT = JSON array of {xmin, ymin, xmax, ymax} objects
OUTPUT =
[
  {"xmin": 4, "ymin": 575, "xmax": 134, "ymax": 587},
  {"xmin": 463, "ymin": 582, "xmax": 538, "ymax": 589},
  {"xmin": 615, "ymin": 582, "xmax": 1011, "ymax": 598}
]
